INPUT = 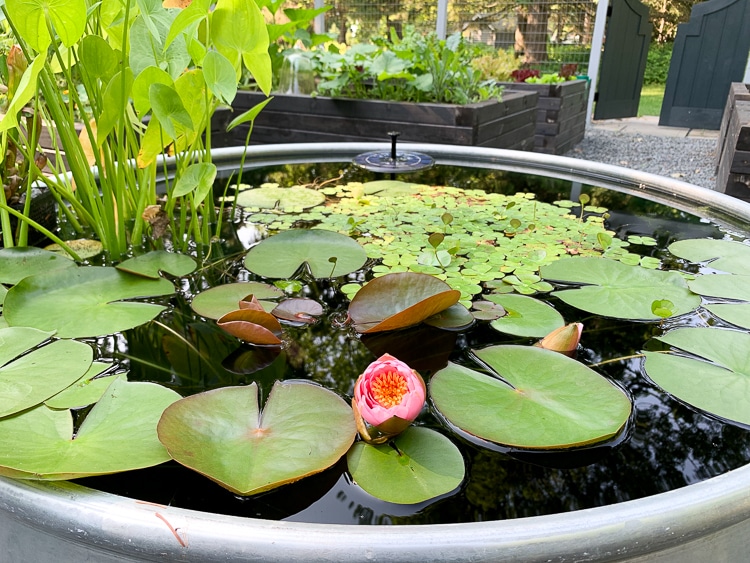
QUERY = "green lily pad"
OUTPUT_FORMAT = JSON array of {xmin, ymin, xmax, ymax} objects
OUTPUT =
[
  {"xmin": 347, "ymin": 427, "xmax": 465, "ymax": 504},
  {"xmin": 0, "ymin": 378, "xmax": 180, "ymax": 479},
  {"xmin": 0, "ymin": 327, "xmax": 94, "ymax": 418},
  {"xmin": 0, "ymin": 247, "xmax": 77, "ymax": 285},
  {"xmin": 486, "ymin": 294, "xmax": 564, "ymax": 337},
  {"xmin": 236, "ymin": 185, "xmax": 325, "ymax": 211},
  {"xmin": 348, "ymin": 272, "xmax": 460, "ymax": 333},
  {"xmin": 157, "ymin": 381, "xmax": 356, "ymax": 495},
  {"xmin": 704, "ymin": 303, "xmax": 750, "ymax": 329},
  {"xmin": 116, "ymin": 250, "xmax": 197, "ymax": 279},
  {"xmin": 645, "ymin": 327, "xmax": 750, "ymax": 426},
  {"xmin": 423, "ymin": 303, "xmax": 475, "ymax": 330},
  {"xmin": 43, "ymin": 239, "xmax": 104, "ymax": 260},
  {"xmin": 362, "ymin": 180, "xmax": 418, "ymax": 196},
  {"xmin": 190, "ymin": 282, "xmax": 283, "ymax": 320},
  {"xmin": 688, "ymin": 274, "xmax": 750, "ymax": 301},
  {"xmin": 45, "ymin": 363, "xmax": 126, "ymax": 409},
  {"xmin": 3, "ymin": 267, "xmax": 175, "ymax": 338},
  {"xmin": 669, "ymin": 239, "xmax": 750, "ymax": 275},
  {"xmin": 431, "ymin": 345, "xmax": 632, "ymax": 449},
  {"xmin": 244, "ymin": 229, "xmax": 368, "ymax": 279},
  {"xmin": 541, "ymin": 257, "xmax": 700, "ymax": 320}
]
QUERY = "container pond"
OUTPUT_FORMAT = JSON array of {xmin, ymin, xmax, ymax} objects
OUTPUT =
[{"xmin": 2, "ymin": 144, "xmax": 750, "ymax": 562}]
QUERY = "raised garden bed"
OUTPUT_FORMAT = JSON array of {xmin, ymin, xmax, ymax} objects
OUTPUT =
[
  {"xmin": 715, "ymin": 83, "xmax": 750, "ymax": 199},
  {"xmin": 500, "ymin": 80, "xmax": 587, "ymax": 155},
  {"xmin": 220, "ymin": 90, "xmax": 538, "ymax": 150}
]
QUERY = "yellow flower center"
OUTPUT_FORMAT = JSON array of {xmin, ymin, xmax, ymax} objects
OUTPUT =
[{"xmin": 370, "ymin": 370, "xmax": 408, "ymax": 408}]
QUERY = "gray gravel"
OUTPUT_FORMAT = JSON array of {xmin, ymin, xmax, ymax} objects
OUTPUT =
[{"xmin": 565, "ymin": 128, "xmax": 718, "ymax": 190}]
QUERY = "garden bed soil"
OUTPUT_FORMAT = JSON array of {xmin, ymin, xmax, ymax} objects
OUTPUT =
[
  {"xmin": 499, "ymin": 80, "xmax": 587, "ymax": 155},
  {"xmin": 217, "ymin": 90, "xmax": 538, "ymax": 150}
]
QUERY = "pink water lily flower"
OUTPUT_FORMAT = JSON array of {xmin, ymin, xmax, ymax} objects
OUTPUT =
[{"xmin": 353, "ymin": 353, "xmax": 426, "ymax": 444}]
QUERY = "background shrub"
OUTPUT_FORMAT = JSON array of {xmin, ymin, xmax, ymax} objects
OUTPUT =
[{"xmin": 643, "ymin": 42, "xmax": 673, "ymax": 85}]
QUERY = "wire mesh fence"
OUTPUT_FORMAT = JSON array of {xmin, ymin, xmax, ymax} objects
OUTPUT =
[{"xmin": 319, "ymin": 0, "xmax": 595, "ymax": 74}]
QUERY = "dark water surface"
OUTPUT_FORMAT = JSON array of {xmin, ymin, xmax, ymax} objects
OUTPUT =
[{"xmin": 77, "ymin": 162, "xmax": 750, "ymax": 525}]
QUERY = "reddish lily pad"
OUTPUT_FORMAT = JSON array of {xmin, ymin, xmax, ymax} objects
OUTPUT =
[
  {"xmin": 157, "ymin": 381, "xmax": 356, "ymax": 495},
  {"xmin": 244, "ymin": 229, "xmax": 368, "ymax": 279},
  {"xmin": 217, "ymin": 309, "xmax": 283, "ymax": 346},
  {"xmin": 348, "ymin": 272, "xmax": 460, "ymax": 333}
]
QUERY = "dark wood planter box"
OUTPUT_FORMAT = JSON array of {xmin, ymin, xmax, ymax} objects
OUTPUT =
[
  {"xmin": 216, "ymin": 90, "xmax": 538, "ymax": 151},
  {"xmin": 498, "ymin": 80, "xmax": 587, "ymax": 155},
  {"xmin": 715, "ymin": 83, "xmax": 750, "ymax": 199}
]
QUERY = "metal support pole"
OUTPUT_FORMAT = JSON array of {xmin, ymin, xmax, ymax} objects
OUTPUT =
[
  {"xmin": 313, "ymin": 0, "xmax": 325, "ymax": 35},
  {"xmin": 436, "ymin": 0, "xmax": 448, "ymax": 39},
  {"xmin": 586, "ymin": 0, "xmax": 610, "ymax": 125}
]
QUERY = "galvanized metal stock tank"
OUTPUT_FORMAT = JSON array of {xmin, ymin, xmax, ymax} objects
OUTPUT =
[{"xmin": 3, "ymin": 143, "xmax": 750, "ymax": 562}]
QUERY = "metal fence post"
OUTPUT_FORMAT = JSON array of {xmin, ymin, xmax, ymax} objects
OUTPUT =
[
  {"xmin": 586, "ymin": 0, "xmax": 609, "ymax": 124},
  {"xmin": 436, "ymin": 0, "xmax": 448, "ymax": 39}
]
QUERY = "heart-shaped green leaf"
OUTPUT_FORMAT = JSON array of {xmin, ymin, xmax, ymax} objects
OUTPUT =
[
  {"xmin": 348, "ymin": 272, "xmax": 460, "ymax": 333},
  {"xmin": 3, "ymin": 266, "xmax": 175, "ymax": 338},
  {"xmin": 0, "ymin": 247, "xmax": 76, "ymax": 285},
  {"xmin": 0, "ymin": 327, "xmax": 93, "ymax": 417},
  {"xmin": 347, "ymin": 427, "xmax": 465, "ymax": 504},
  {"xmin": 244, "ymin": 229, "xmax": 367, "ymax": 279},
  {"xmin": 645, "ymin": 327, "xmax": 750, "ymax": 426},
  {"xmin": 541, "ymin": 257, "xmax": 700, "ymax": 320},
  {"xmin": 116, "ymin": 250, "xmax": 197, "ymax": 279},
  {"xmin": 190, "ymin": 282, "xmax": 283, "ymax": 319},
  {"xmin": 45, "ymin": 363, "xmax": 126, "ymax": 409},
  {"xmin": 431, "ymin": 345, "xmax": 632, "ymax": 449},
  {"xmin": 669, "ymin": 239, "xmax": 750, "ymax": 275},
  {"xmin": 0, "ymin": 379, "xmax": 180, "ymax": 479},
  {"xmin": 171, "ymin": 163, "xmax": 218, "ymax": 202},
  {"xmin": 7, "ymin": 0, "xmax": 86, "ymax": 52},
  {"xmin": 486, "ymin": 294, "xmax": 564, "ymax": 337},
  {"xmin": 158, "ymin": 381, "xmax": 356, "ymax": 495},
  {"xmin": 236, "ymin": 185, "xmax": 325, "ymax": 211}
]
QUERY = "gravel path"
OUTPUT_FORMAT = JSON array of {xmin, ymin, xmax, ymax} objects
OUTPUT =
[{"xmin": 566, "ymin": 128, "xmax": 718, "ymax": 190}]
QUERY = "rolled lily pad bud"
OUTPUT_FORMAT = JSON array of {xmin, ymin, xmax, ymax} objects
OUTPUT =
[
  {"xmin": 7, "ymin": 45, "xmax": 27, "ymax": 102},
  {"xmin": 352, "ymin": 353, "xmax": 426, "ymax": 444},
  {"xmin": 536, "ymin": 322, "xmax": 583, "ymax": 354}
]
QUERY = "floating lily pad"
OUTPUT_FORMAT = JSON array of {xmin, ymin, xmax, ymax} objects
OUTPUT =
[
  {"xmin": 431, "ymin": 345, "xmax": 632, "ymax": 449},
  {"xmin": 704, "ymin": 303, "xmax": 750, "ymax": 329},
  {"xmin": 272, "ymin": 298, "xmax": 324, "ymax": 324},
  {"xmin": 347, "ymin": 427, "xmax": 465, "ymax": 504},
  {"xmin": 217, "ymin": 308, "xmax": 283, "ymax": 346},
  {"xmin": 44, "ymin": 239, "xmax": 104, "ymax": 260},
  {"xmin": 362, "ymin": 180, "xmax": 418, "ymax": 196},
  {"xmin": 117, "ymin": 250, "xmax": 197, "ymax": 279},
  {"xmin": 645, "ymin": 327, "xmax": 750, "ymax": 426},
  {"xmin": 236, "ymin": 185, "xmax": 325, "ymax": 211},
  {"xmin": 158, "ymin": 381, "xmax": 356, "ymax": 495},
  {"xmin": 541, "ymin": 257, "xmax": 700, "ymax": 320},
  {"xmin": 3, "ymin": 267, "xmax": 174, "ymax": 338},
  {"xmin": 0, "ymin": 247, "xmax": 77, "ymax": 285},
  {"xmin": 0, "ymin": 327, "xmax": 94, "ymax": 418},
  {"xmin": 190, "ymin": 282, "xmax": 283, "ymax": 319},
  {"xmin": 348, "ymin": 272, "xmax": 460, "ymax": 333},
  {"xmin": 669, "ymin": 239, "xmax": 750, "ymax": 275},
  {"xmin": 486, "ymin": 294, "xmax": 564, "ymax": 337},
  {"xmin": 44, "ymin": 364, "xmax": 126, "ymax": 409},
  {"xmin": 423, "ymin": 303, "xmax": 475, "ymax": 330},
  {"xmin": 471, "ymin": 300, "xmax": 507, "ymax": 321},
  {"xmin": 0, "ymin": 378, "xmax": 180, "ymax": 479},
  {"xmin": 688, "ymin": 274, "xmax": 750, "ymax": 301},
  {"xmin": 244, "ymin": 229, "xmax": 368, "ymax": 279}
]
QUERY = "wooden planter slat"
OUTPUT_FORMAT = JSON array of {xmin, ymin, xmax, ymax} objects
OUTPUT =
[
  {"xmin": 499, "ymin": 80, "xmax": 587, "ymax": 155},
  {"xmin": 715, "ymin": 83, "xmax": 750, "ymax": 197},
  {"xmin": 220, "ymin": 90, "xmax": 538, "ymax": 151}
]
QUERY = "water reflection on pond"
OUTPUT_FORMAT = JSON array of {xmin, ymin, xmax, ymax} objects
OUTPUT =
[{"xmin": 77, "ymin": 162, "xmax": 750, "ymax": 525}]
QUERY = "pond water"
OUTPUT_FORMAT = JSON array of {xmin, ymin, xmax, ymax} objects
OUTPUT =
[{"xmin": 76, "ymin": 161, "xmax": 750, "ymax": 525}]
